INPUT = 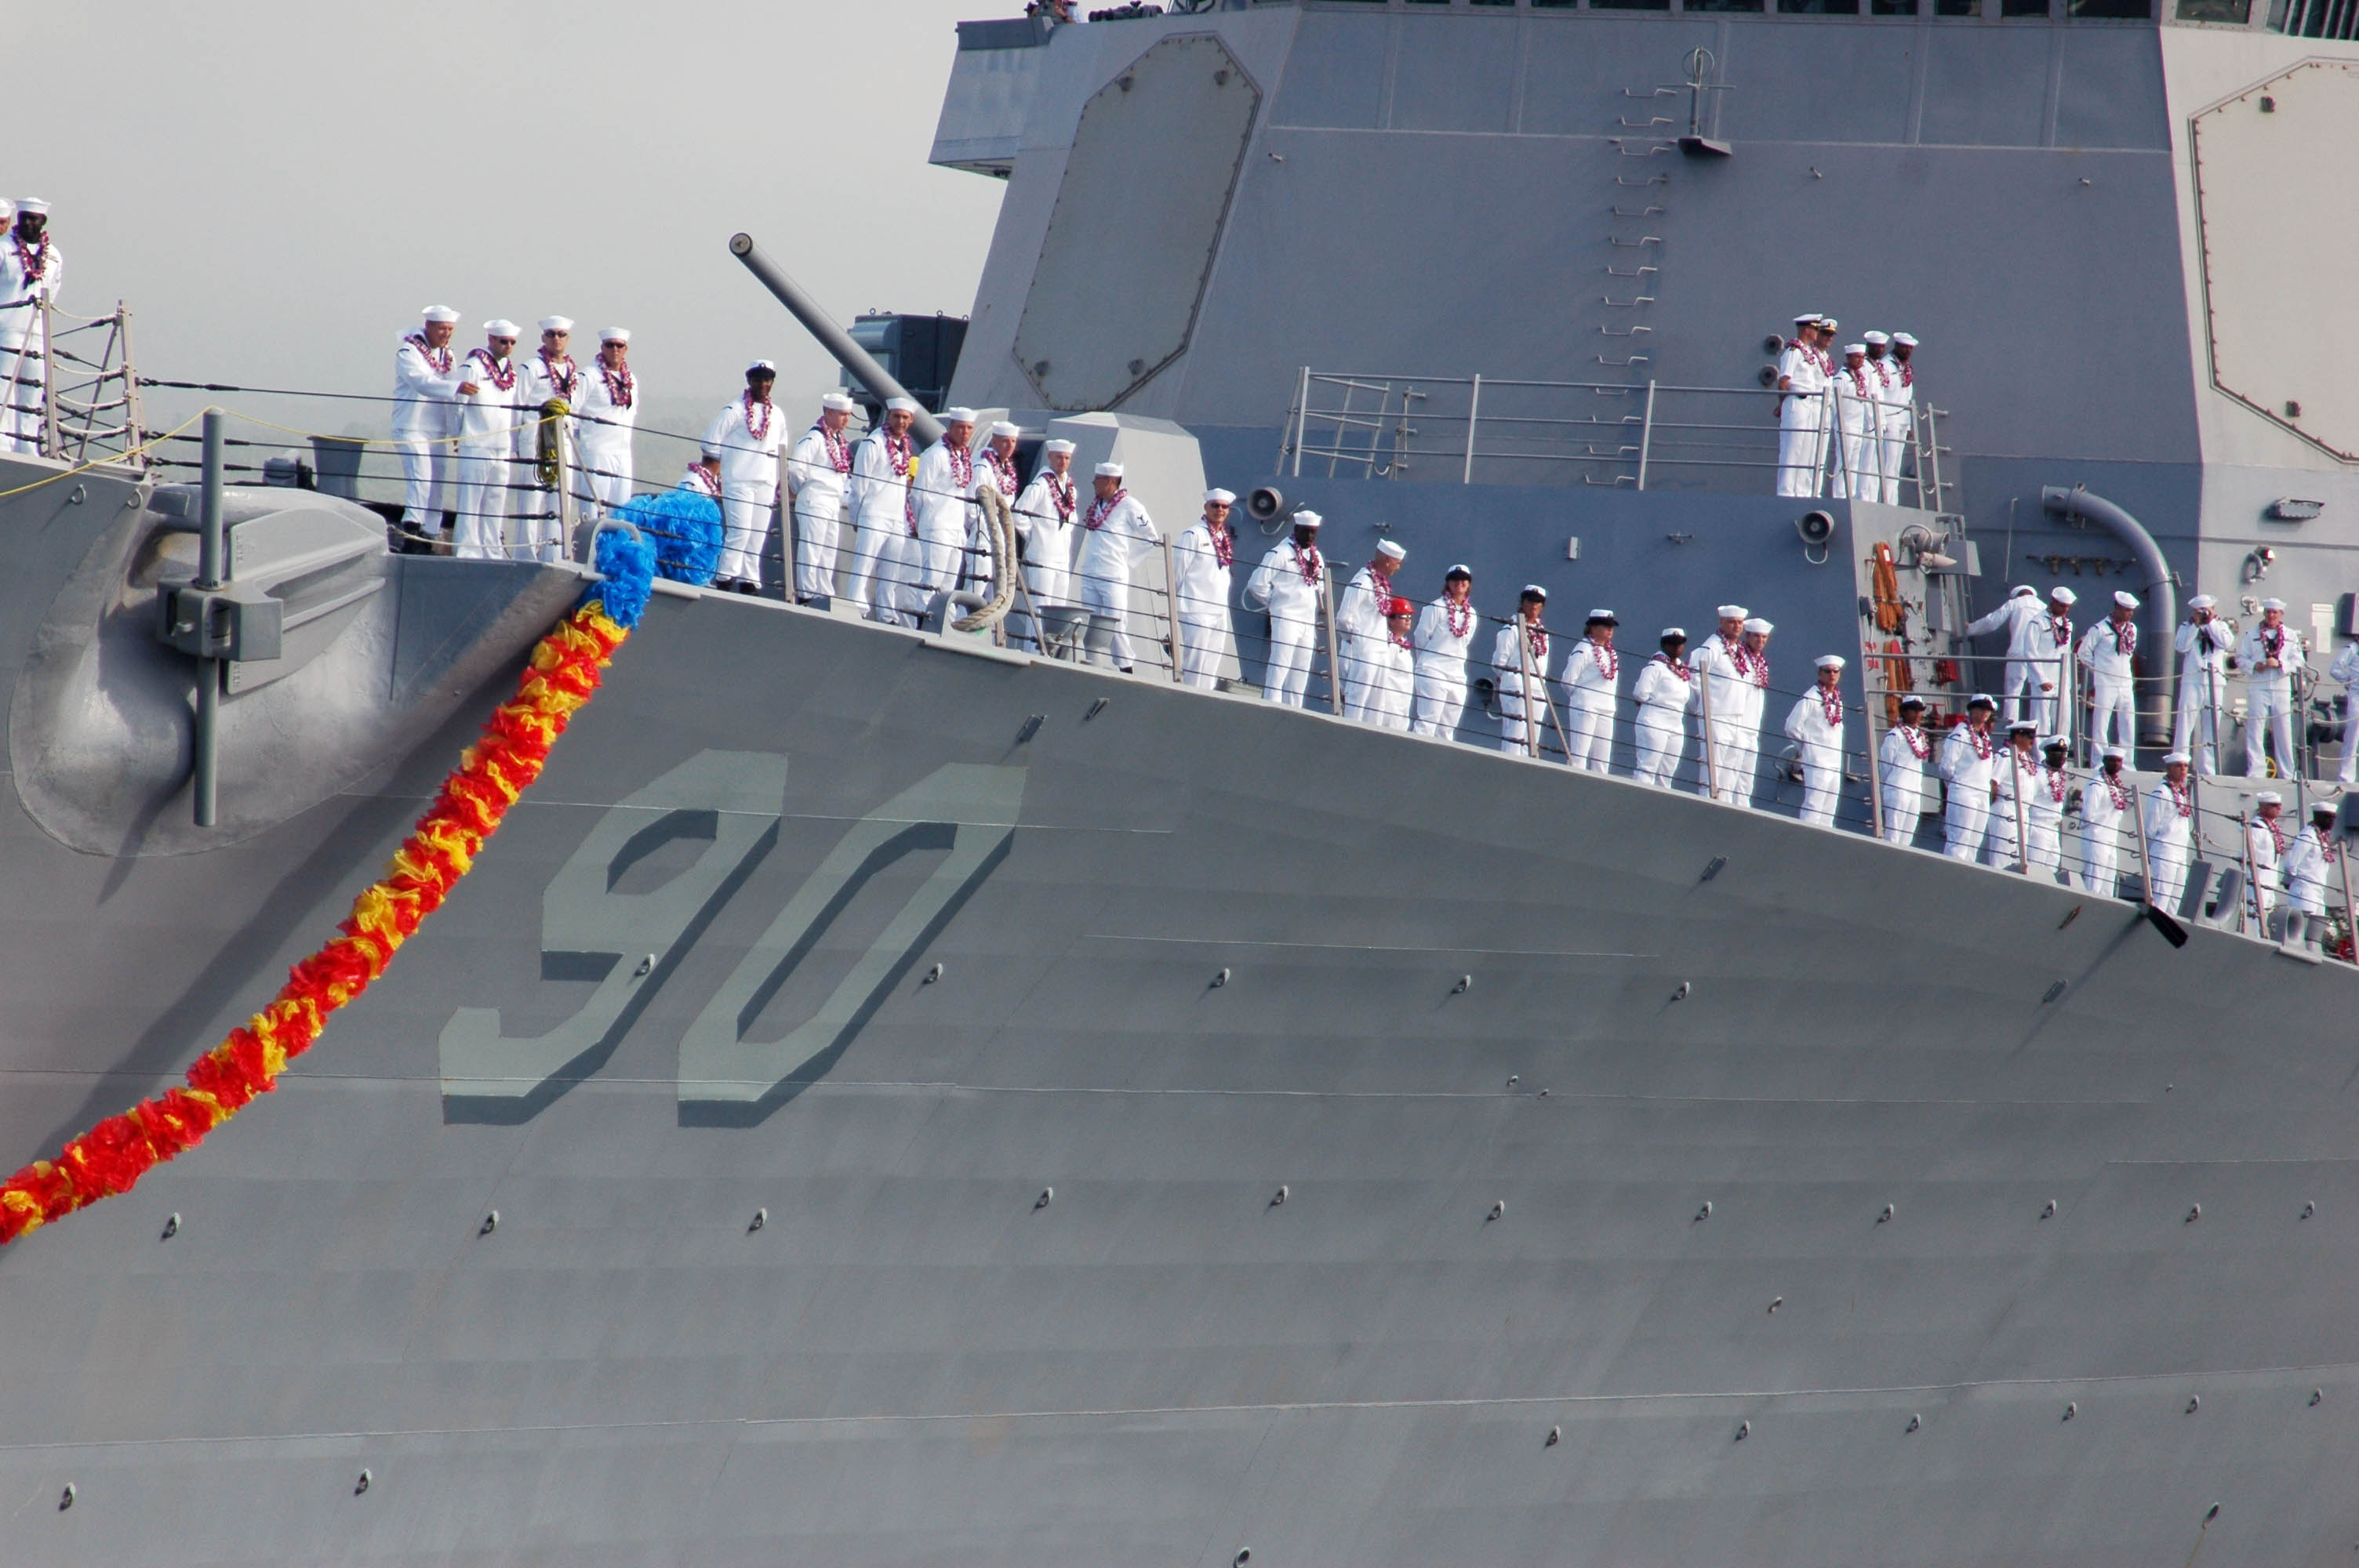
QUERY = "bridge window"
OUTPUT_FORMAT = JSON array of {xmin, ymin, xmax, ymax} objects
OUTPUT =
[
  {"xmin": 2175, "ymin": 0, "xmax": 2252, "ymax": 16},
  {"xmin": 2070, "ymin": 0, "xmax": 2153, "ymax": 15}
]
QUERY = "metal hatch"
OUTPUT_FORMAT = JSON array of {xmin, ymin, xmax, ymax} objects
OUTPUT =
[{"xmin": 1011, "ymin": 35, "xmax": 1259, "ymax": 412}]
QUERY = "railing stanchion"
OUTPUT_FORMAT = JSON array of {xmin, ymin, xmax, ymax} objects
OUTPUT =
[
  {"xmin": 1865, "ymin": 675, "xmax": 1887, "ymax": 843},
  {"xmin": 1162, "ymin": 533, "xmax": 1186, "ymax": 686},
  {"xmin": 1698, "ymin": 656, "xmax": 1719, "ymax": 800},
  {"xmin": 39, "ymin": 295, "xmax": 60, "ymax": 459},
  {"xmin": 1463, "ymin": 374, "xmax": 1481, "ymax": 485},
  {"xmin": 1322, "ymin": 572, "xmax": 1342, "ymax": 717},
  {"xmin": 1636, "ymin": 379, "xmax": 1656, "ymax": 492},
  {"xmin": 1292, "ymin": 365, "xmax": 1310, "ymax": 478}
]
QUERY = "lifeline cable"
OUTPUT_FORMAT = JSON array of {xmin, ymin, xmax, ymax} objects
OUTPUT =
[{"xmin": 0, "ymin": 528, "xmax": 658, "ymax": 1246}]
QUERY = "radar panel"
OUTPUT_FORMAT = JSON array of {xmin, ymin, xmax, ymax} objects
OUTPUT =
[{"xmin": 1012, "ymin": 36, "xmax": 1259, "ymax": 412}]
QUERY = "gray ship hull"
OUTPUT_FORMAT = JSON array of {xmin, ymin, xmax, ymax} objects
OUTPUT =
[{"xmin": 5, "ymin": 473, "xmax": 2357, "ymax": 1561}]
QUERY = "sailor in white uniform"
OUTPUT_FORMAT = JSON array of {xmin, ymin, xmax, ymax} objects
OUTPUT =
[
  {"xmin": 1337, "ymin": 541, "xmax": 1407, "ymax": 717},
  {"xmin": 1727, "ymin": 617, "xmax": 1775, "ymax": 806},
  {"xmin": 2237, "ymin": 597, "xmax": 2306, "ymax": 779},
  {"xmin": 1986, "ymin": 720, "xmax": 2040, "ymax": 870},
  {"xmin": 1939, "ymin": 695, "xmax": 2001, "ymax": 862},
  {"xmin": 1774, "ymin": 314, "xmax": 1830, "ymax": 498},
  {"xmin": 1343, "ymin": 594, "xmax": 1408, "ymax": 728},
  {"xmin": 0, "ymin": 198, "xmax": 62, "ymax": 455},
  {"xmin": 1558, "ymin": 609, "xmax": 1622, "ymax": 773},
  {"xmin": 392, "ymin": 305, "xmax": 463, "ymax": 542},
  {"xmin": 572, "ymin": 328, "xmax": 638, "ymax": 517},
  {"xmin": 2282, "ymin": 802, "xmax": 2341, "ymax": 946},
  {"xmin": 1862, "ymin": 332, "xmax": 1908, "ymax": 505},
  {"xmin": 2332, "ymin": 637, "xmax": 2359, "ymax": 786},
  {"xmin": 1243, "ymin": 513, "xmax": 1326, "ymax": 706},
  {"xmin": 906, "ymin": 405, "xmax": 978, "ymax": 619},
  {"xmin": 511, "ymin": 317, "xmax": 581, "ymax": 563},
  {"xmin": 1010, "ymin": 437, "xmax": 1078, "ymax": 653},
  {"xmin": 1884, "ymin": 332, "xmax": 1921, "ymax": 503},
  {"xmin": 1491, "ymin": 586, "xmax": 1552, "ymax": 754},
  {"xmin": 1171, "ymin": 488, "xmax": 1238, "ymax": 688},
  {"xmin": 1411, "ymin": 566, "xmax": 1479, "ymax": 739},
  {"xmin": 785, "ymin": 393, "xmax": 857, "ymax": 604},
  {"xmin": 1783, "ymin": 654, "xmax": 1848, "ymax": 826},
  {"xmin": 1965, "ymin": 585, "xmax": 2041, "ymax": 724},
  {"xmin": 703, "ymin": 361, "xmax": 789, "ymax": 593},
  {"xmin": 2079, "ymin": 746, "xmax": 2133, "ymax": 896},
  {"xmin": 2142, "ymin": 752, "xmax": 2196, "ymax": 911},
  {"xmin": 972, "ymin": 422, "xmax": 1025, "ymax": 602},
  {"xmin": 1631, "ymin": 627, "xmax": 1696, "ymax": 789},
  {"xmin": 1688, "ymin": 605, "xmax": 1750, "ymax": 804},
  {"xmin": 518, "ymin": 316, "xmax": 580, "ymax": 412},
  {"xmin": 682, "ymin": 451, "xmax": 722, "ymax": 501},
  {"xmin": 1877, "ymin": 695, "xmax": 1933, "ymax": 844},
  {"xmin": 2024, "ymin": 736, "xmax": 2072, "ymax": 879},
  {"xmin": 2019, "ymin": 587, "xmax": 2077, "ymax": 742},
  {"xmin": 1830, "ymin": 343, "xmax": 1878, "ymax": 501},
  {"xmin": 2246, "ymin": 790, "xmax": 2288, "ymax": 930},
  {"xmin": 2076, "ymin": 591, "xmax": 2142, "ymax": 759},
  {"xmin": 450, "ymin": 320, "xmax": 527, "ymax": 561},
  {"xmin": 849, "ymin": 397, "xmax": 919, "ymax": 623},
  {"xmin": 2172, "ymin": 594, "xmax": 2235, "ymax": 775},
  {"xmin": 1366, "ymin": 597, "xmax": 1418, "ymax": 732},
  {"xmin": 1072, "ymin": 461, "xmax": 1158, "ymax": 671}
]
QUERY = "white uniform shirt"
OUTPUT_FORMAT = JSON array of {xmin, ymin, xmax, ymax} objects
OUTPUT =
[
  {"xmin": 1966, "ymin": 591, "xmax": 2041, "ymax": 647},
  {"xmin": 1243, "ymin": 540, "xmax": 1325, "ymax": 627},
  {"xmin": 2248, "ymin": 815, "xmax": 2287, "ymax": 896},
  {"xmin": 704, "ymin": 394, "xmax": 787, "ymax": 500},
  {"xmin": 452, "ymin": 347, "xmax": 525, "ymax": 447},
  {"xmin": 1071, "ymin": 489, "xmax": 1158, "ymax": 618},
  {"xmin": 1688, "ymin": 633, "xmax": 1741, "ymax": 717},
  {"xmin": 851, "ymin": 427, "xmax": 918, "ymax": 534},
  {"xmin": 2236, "ymin": 622, "xmax": 2306, "ymax": 692},
  {"xmin": 518, "ymin": 350, "xmax": 581, "ymax": 412},
  {"xmin": 1879, "ymin": 723, "xmax": 1932, "ymax": 789},
  {"xmin": 1777, "ymin": 341, "xmax": 1828, "ymax": 402},
  {"xmin": 2284, "ymin": 825, "xmax": 2338, "ymax": 914},
  {"xmin": 1012, "ymin": 470, "xmax": 1078, "ymax": 606},
  {"xmin": 0, "ymin": 229, "xmax": 63, "ymax": 353},
  {"xmin": 1939, "ymin": 724, "xmax": 1999, "ymax": 796},
  {"xmin": 2175, "ymin": 617, "xmax": 2234, "ymax": 678},
  {"xmin": 1865, "ymin": 354, "xmax": 1907, "ymax": 421},
  {"xmin": 1559, "ymin": 636, "xmax": 1620, "ymax": 712},
  {"xmin": 392, "ymin": 334, "xmax": 460, "ymax": 437},
  {"xmin": 2082, "ymin": 768, "xmax": 2133, "ymax": 839},
  {"xmin": 786, "ymin": 423, "xmax": 854, "ymax": 514},
  {"xmin": 2144, "ymin": 779, "xmax": 2195, "ymax": 854},
  {"xmin": 1490, "ymin": 620, "xmax": 1550, "ymax": 695},
  {"xmin": 910, "ymin": 440, "xmax": 976, "ymax": 548},
  {"xmin": 1338, "ymin": 565, "xmax": 1398, "ymax": 645},
  {"xmin": 2026, "ymin": 760, "xmax": 2070, "ymax": 832},
  {"xmin": 2009, "ymin": 608, "xmax": 2075, "ymax": 683},
  {"xmin": 1369, "ymin": 637, "xmax": 1416, "ymax": 731},
  {"xmin": 1634, "ymin": 652, "xmax": 1696, "ymax": 723},
  {"xmin": 1783, "ymin": 687, "xmax": 1845, "ymax": 760},
  {"xmin": 573, "ymin": 361, "xmax": 638, "ymax": 453},
  {"xmin": 1172, "ymin": 519, "xmax": 1234, "ymax": 620},
  {"xmin": 2077, "ymin": 617, "xmax": 2139, "ymax": 684},
  {"xmin": 1412, "ymin": 597, "xmax": 1479, "ymax": 690}
]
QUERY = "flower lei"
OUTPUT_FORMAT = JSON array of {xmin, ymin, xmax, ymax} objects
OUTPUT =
[
  {"xmin": 1045, "ymin": 472, "xmax": 1076, "ymax": 524},
  {"xmin": 404, "ymin": 332, "xmax": 453, "ymax": 374},
  {"xmin": 1732, "ymin": 644, "xmax": 1768, "ymax": 688},
  {"xmin": 743, "ymin": 392, "xmax": 773, "ymax": 443},
  {"xmin": 1818, "ymin": 684, "xmax": 1843, "ymax": 727},
  {"xmin": 812, "ymin": 422, "xmax": 852, "ymax": 474},
  {"xmin": 2260, "ymin": 624, "xmax": 2288, "ymax": 666},
  {"xmin": 1965, "ymin": 725, "xmax": 1994, "ymax": 761},
  {"xmin": 2110, "ymin": 619, "xmax": 2136, "ymax": 659},
  {"xmin": 467, "ymin": 347, "xmax": 516, "ymax": 392},
  {"xmin": 1899, "ymin": 361, "xmax": 1914, "ymax": 388},
  {"xmin": 1294, "ymin": 542, "xmax": 1323, "ymax": 586},
  {"xmin": 598, "ymin": 360, "xmax": 634, "ymax": 409},
  {"xmin": 1583, "ymin": 637, "xmax": 1619, "ymax": 682},
  {"xmin": 1446, "ymin": 598, "xmax": 1472, "ymax": 640},
  {"xmin": 685, "ymin": 464, "xmax": 720, "ymax": 498},
  {"xmin": 11, "ymin": 230, "xmax": 56, "ymax": 291},
  {"xmin": 538, "ymin": 350, "xmax": 579, "ymax": 401},
  {"xmin": 2103, "ymin": 772, "xmax": 2133, "ymax": 811},
  {"xmin": 1894, "ymin": 723, "xmax": 1929, "ymax": 760},
  {"xmin": 983, "ymin": 448, "xmax": 1018, "ymax": 495},
  {"xmin": 2166, "ymin": 779, "xmax": 2192, "ymax": 818},
  {"xmin": 1083, "ymin": 486, "xmax": 1128, "ymax": 532},
  {"xmin": 2259, "ymin": 815, "xmax": 2288, "ymax": 856},
  {"xmin": 1847, "ymin": 364, "xmax": 1870, "ymax": 395},
  {"xmin": 1523, "ymin": 621, "xmax": 1549, "ymax": 662},
  {"xmin": 1207, "ymin": 519, "xmax": 1233, "ymax": 568},
  {"xmin": 0, "ymin": 532, "xmax": 658, "ymax": 1247},
  {"xmin": 2051, "ymin": 614, "xmax": 2072, "ymax": 648},
  {"xmin": 2044, "ymin": 764, "xmax": 2068, "ymax": 803}
]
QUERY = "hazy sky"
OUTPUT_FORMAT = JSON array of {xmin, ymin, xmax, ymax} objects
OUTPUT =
[{"xmin": 12, "ymin": 2, "xmax": 1007, "ymax": 444}]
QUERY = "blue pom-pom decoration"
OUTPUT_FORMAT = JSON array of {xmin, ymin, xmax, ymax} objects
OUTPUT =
[
  {"xmin": 616, "ymin": 488, "xmax": 722, "ymax": 589},
  {"xmin": 585, "ymin": 525, "xmax": 657, "ymax": 631}
]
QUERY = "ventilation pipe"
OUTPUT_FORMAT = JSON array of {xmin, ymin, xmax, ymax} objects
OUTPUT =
[
  {"xmin": 729, "ymin": 233, "xmax": 943, "ymax": 447},
  {"xmin": 2040, "ymin": 485, "xmax": 2176, "ymax": 746}
]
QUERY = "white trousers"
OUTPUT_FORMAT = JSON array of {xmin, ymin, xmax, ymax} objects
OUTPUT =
[
  {"xmin": 0, "ymin": 336, "xmax": 46, "ymax": 454},
  {"xmin": 840, "ymin": 520, "xmax": 887, "ymax": 617},
  {"xmin": 1998, "ymin": 660, "xmax": 2035, "ymax": 724},
  {"xmin": 2081, "ymin": 837, "xmax": 2119, "ymax": 898},
  {"xmin": 395, "ymin": 432, "xmax": 448, "ymax": 528},
  {"xmin": 1412, "ymin": 678, "xmax": 1466, "ymax": 740},
  {"xmin": 1797, "ymin": 753, "xmax": 1840, "ymax": 826},
  {"xmin": 577, "ymin": 438, "xmax": 632, "ymax": 515},
  {"xmin": 2146, "ymin": 841, "xmax": 2190, "ymax": 911},
  {"xmin": 1986, "ymin": 800, "xmax": 2021, "ymax": 868},
  {"xmin": 450, "ymin": 444, "xmax": 513, "ymax": 561},
  {"xmin": 2174, "ymin": 670, "xmax": 2227, "ymax": 774},
  {"xmin": 1632, "ymin": 714, "xmax": 1684, "ymax": 788},
  {"xmin": 2025, "ymin": 816, "xmax": 2063, "ymax": 873},
  {"xmin": 2343, "ymin": 708, "xmax": 2359, "ymax": 785},
  {"xmin": 1178, "ymin": 612, "xmax": 1227, "ymax": 689},
  {"xmin": 1834, "ymin": 424, "xmax": 1877, "ymax": 501},
  {"xmin": 1564, "ymin": 700, "xmax": 1613, "ymax": 772},
  {"xmin": 2089, "ymin": 678, "xmax": 2136, "ymax": 755},
  {"xmin": 1943, "ymin": 789, "xmax": 1988, "ymax": 862},
  {"xmin": 793, "ymin": 499, "xmax": 840, "ymax": 601},
  {"xmin": 515, "ymin": 489, "xmax": 563, "ymax": 564},
  {"xmin": 2245, "ymin": 683, "xmax": 2297, "ymax": 777},
  {"xmin": 1339, "ymin": 645, "xmax": 1383, "ymax": 717},
  {"xmin": 1876, "ymin": 415, "xmax": 1909, "ymax": 505},
  {"xmin": 719, "ymin": 491, "xmax": 774, "ymax": 586},
  {"xmin": 1776, "ymin": 400, "xmax": 1823, "ymax": 498},
  {"xmin": 1704, "ymin": 720, "xmax": 1751, "ymax": 803},
  {"xmin": 1881, "ymin": 777, "xmax": 1923, "ymax": 844},
  {"xmin": 1263, "ymin": 621, "xmax": 1317, "ymax": 706}
]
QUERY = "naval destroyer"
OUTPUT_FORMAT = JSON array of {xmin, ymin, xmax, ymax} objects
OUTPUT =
[{"xmin": 5, "ymin": 2, "xmax": 2359, "ymax": 1561}]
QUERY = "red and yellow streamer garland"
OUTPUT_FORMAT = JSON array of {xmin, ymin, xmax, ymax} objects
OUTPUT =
[{"xmin": 0, "ymin": 598, "xmax": 633, "ymax": 1246}]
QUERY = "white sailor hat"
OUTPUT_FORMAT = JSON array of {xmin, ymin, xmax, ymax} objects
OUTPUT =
[
  {"xmin": 1376, "ymin": 539, "xmax": 1407, "ymax": 561},
  {"xmin": 1041, "ymin": 437, "xmax": 1075, "ymax": 455},
  {"xmin": 2261, "ymin": 596, "xmax": 2287, "ymax": 612},
  {"xmin": 885, "ymin": 396, "xmax": 920, "ymax": 414},
  {"xmin": 599, "ymin": 326, "xmax": 631, "ymax": 343},
  {"xmin": 2113, "ymin": 590, "xmax": 2140, "ymax": 609},
  {"xmin": 15, "ymin": 198, "xmax": 49, "ymax": 216},
  {"xmin": 1294, "ymin": 510, "xmax": 1324, "ymax": 530},
  {"xmin": 0, "ymin": 200, "xmax": 12, "ymax": 223},
  {"xmin": 2255, "ymin": 790, "xmax": 2283, "ymax": 805},
  {"xmin": 747, "ymin": 358, "xmax": 778, "ymax": 376},
  {"xmin": 2186, "ymin": 593, "xmax": 2215, "ymax": 610},
  {"xmin": 1094, "ymin": 461, "xmax": 1124, "ymax": 477},
  {"xmin": 1863, "ymin": 330, "xmax": 1891, "ymax": 345},
  {"xmin": 1203, "ymin": 487, "xmax": 1235, "ymax": 505},
  {"xmin": 1898, "ymin": 694, "xmax": 1926, "ymax": 709},
  {"xmin": 2008, "ymin": 584, "xmax": 2037, "ymax": 598},
  {"xmin": 1586, "ymin": 608, "xmax": 1617, "ymax": 623},
  {"xmin": 1717, "ymin": 604, "xmax": 1748, "ymax": 620},
  {"xmin": 820, "ymin": 393, "xmax": 858, "ymax": 413},
  {"xmin": 1793, "ymin": 313, "xmax": 1819, "ymax": 326},
  {"xmin": 2007, "ymin": 718, "xmax": 2038, "ymax": 733},
  {"xmin": 1844, "ymin": 343, "xmax": 1867, "ymax": 357},
  {"xmin": 2048, "ymin": 585, "xmax": 2077, "ymax": 604},
  {"xmin": 1743, "ymin": 617, "xmax": 1773, "ymax": 634},
  {"xmin": 1521, "ymin": 583, "xmax": 1547, "ymax": 599},
  {"xmin": 1968, "ymin": 692, "xmax": 1997, "ymax": 709},
  {"xmin": 2042, "ymin": 735, "xmax": 2069, "ymax": 749},
  {"xmin": 1816, "ymin": 654, "xmax": 1845, "ymax": 670},
  {"xmin": 421, "ymin": 305, "xmax": 461, "ymax": 324},
  {"xmin": 989, "ymin": 421, "xmax": 1022, "ymax": 439},
  {"xmin": 943, "ymin": 405, "xmax": 977, "ymax": 423},
  {"xmin": 537, "ymin": 316, "xmax": 573, "ymax": 334},
  {"xmin": 484, "ymin": 319, "xmax": 520, "ymax": 339},
  {"xmin": 1661, "ymin": 626, "xmax": 1686, "ymax": 640},
  {"xmin": 2164, "ymin": 750, "xmax": 2191, "ymax": 764},
  {"xmin": 1817, "ymin": 316, "xmax": 1838, "ymax": 332},
  {"xmin": 1446, "ymin": 563, "xmax": 1473, "ymax": 581},
  {"xmin": 2103, "ymin": 746, "xmax": 2127, "ymax": 760},
  {"xmin": 1892, "ymin": 332, "xmax": 1918, "ymax": 347}
]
